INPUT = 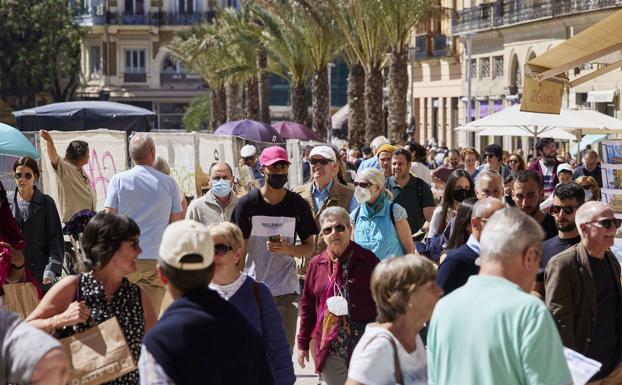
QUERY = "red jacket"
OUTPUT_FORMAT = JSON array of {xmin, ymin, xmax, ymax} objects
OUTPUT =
[
  {"xmin": 297, "ymin": 241, "xmax": 378, "ymax": 372},
  {"xmin": 528, "ymin": 158, "xmax": 560, "ymax": 193}
]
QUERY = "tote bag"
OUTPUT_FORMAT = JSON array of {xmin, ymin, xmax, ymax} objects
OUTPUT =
[
  {"xmin": 2, "ymin": 282, "xmax": 38, "ymax": 319},
  {"xmin": 60, "ymin": 316, "xmax": 136, "ymax": 385}
]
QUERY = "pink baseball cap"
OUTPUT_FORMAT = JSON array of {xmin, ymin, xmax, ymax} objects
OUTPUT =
[{"xmin": 260, "ymin": 146, "xmax": 290, "ymax": 166}]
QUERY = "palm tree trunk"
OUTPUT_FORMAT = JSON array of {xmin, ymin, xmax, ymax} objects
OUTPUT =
[
  {"xmin": 210, "ymin": 84, "xmax": 227, "ymax": 130},
  {"xmin": 312, "ymin": 65, "xmax": 329, "ymax": 141},
  {"xmin": 245, "ymin": 77, "xmax": 260, "ymax": 120},
  {"xmin": 347, "ymin": 63, "xmax": 365, "ymax": 148},
  {"xmin": 365, "ymin": 64, "xmax": 384, "ymax": 143},
  {"xmin": 387, "ymin": 49, "xmax": 408, "ymax": 144},
  {"xmin": 291, "ymin": 81, "xmax": 308, "ymax": 124},
  {"xmin": 257, "ymin": 49, "xmax": 271, "ymax": 123},
  {"xmin": 226, "ymin": 81, "xmax": 243, "ymax": 121}
]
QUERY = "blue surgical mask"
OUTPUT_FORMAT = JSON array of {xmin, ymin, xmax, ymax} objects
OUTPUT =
[{"xmin": 211, "ymin": 179, "xmax": 232, "ymax": 197}]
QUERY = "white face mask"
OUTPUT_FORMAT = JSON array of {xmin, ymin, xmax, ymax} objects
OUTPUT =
[
  {"xmin": 584, "ymin": 189, "xmax": 593, "ymax": 201},
  {"xmin": 326, "ymin": 295, "xmax": 349, "ymax": 316},
  {"xmin": 354, "ymin": 186, "xmax": 372, "ymax": 204}
]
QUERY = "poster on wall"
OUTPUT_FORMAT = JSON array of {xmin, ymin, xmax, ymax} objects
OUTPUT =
[
  {"xmin": 600, "ymin": 140, "xmax": 622, "ymax": 263},
  {"xmin": 39, "ymin": 130, "xmax": 128, "ymax": 214},
  {"xmin": 152, "ymin": 132, "xmax": 197, "ymax": 199}
]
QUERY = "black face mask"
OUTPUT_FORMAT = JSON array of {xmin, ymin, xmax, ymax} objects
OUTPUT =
[
  {"xmin": 267, "ymin": 173, "xmax": 288, "ymax": 189},
  {"xmin": 453, "ymin": 188, "xmax": 470, "ymax": 203}
]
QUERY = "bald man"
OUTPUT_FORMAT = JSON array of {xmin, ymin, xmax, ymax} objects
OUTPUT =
[
  {"xmin": 436, "ymin": 197, "xmax": 505, "ymax": 295},
  {"xmin": 545, "ymin": 201, "xmax": 622, "ymax": 383},
  {"xmin": 475, "ymin": 170, "xmax": 503, "ymax": 200}
]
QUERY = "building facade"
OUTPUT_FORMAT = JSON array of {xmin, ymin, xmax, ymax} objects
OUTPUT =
[
  {"xmin": 411, "ymin": 0, "xmax": 622, "ymax": 152},
  {"xmin": 74, "ymin": 0, "xmax": 239, "ymax": 130}
]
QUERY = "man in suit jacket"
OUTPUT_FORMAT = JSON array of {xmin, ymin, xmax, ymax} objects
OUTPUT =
[
  {"xmin": 545, "ymin": 201, "xmax": 622, "ymax": 383},
  {"xmin": 436, "ymin": 197, "xmax": 505, "ymax": 295}
]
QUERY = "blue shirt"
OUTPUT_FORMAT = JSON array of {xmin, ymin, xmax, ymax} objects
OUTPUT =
[
  {"xmin": 357, "ymin": 156, "xmax": 380, "ymax": 173},
  {"xmin": 252, "ymin": 162, "xmax": 265, "ymax": 186},
  {"xmin": 105, "ymin": 165, "xmax": 182, "ymax": 260},
  {"xmin": 311, "ymin": 180, "xmax": 358, "ymax": 213},
  {"xmin": 466, "ymin": 234, "xmax": 480, "ymax": 254}
]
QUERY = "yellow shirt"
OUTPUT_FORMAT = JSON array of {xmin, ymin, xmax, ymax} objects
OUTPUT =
[{"xmin": 54, "ymin": 158, "xmax": 96, "ymax": 222}]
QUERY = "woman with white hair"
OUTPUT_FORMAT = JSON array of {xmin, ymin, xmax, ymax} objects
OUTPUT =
[
  {"xmin": 298, "ymin": 206, "xmax": 379, "ymax": 385},
  {"xmin": 351, "ymin": 168, "xmax": 413, "ymax": 259}
]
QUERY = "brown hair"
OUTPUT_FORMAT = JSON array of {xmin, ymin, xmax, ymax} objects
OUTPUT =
[
  {"xmin": 13, "ymin": 156, "xmax": 40, "ymax": 179},
  {"xmin": 576, "ymin": 176, "xmax": 601, "ymax": 201},
  {"xmin": 371, "ymin": 254, "xmax": 436, "ymax": 323}
]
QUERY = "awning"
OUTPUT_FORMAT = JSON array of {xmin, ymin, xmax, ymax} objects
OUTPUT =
[
  {"xmin": 526, "ymin": 9, "xmax": 622, "ymax": 88},
  {"xmin": 570, "ymin": 134, "xmax": 607, "ymax": 155},
  {"xmin": 587, "ymin": 90, "xmax": 616, "ymax": 103}
]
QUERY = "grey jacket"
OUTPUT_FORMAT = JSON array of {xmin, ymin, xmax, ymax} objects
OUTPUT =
[
  {"xmin": 185, "ymin": 190, "xmax": 239, "ymax": 225},
  {"xmin": 8, "ymin": 187, "xmax": 64, "ymax": 285}
]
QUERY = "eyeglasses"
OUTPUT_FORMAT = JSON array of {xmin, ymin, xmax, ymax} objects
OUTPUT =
[
  {"xmin": 353, "ymin": 182, "xmax": 372, "ymax": 188},
  {"xmin": 585, "ymin": 218, "xmax": 622, "ymax": 229},
  {"xmin": 266, "ymin": 162, "xmax": 289, "ymax": 172},
  {"xmin": 484, "ymin": 153, "xmax": 496, "ymax": 159},
  {"xmin": 14, "ymin": 172, "xmax": 33, "ymax": 180},
  {"xmin": 321, "ymin": 224, "xmax": 346, "ymax": 235},
  {"xmin": 310, "ymin": 158, "xmax": 332, "ymax": 166},
  {"xmin": 214, "ymin": 243, "xmax": 233, "ymax": 256},
  {"xmin": 550, "ymin": 205, "xmax": 578, "ymax": 215},
  {"xmin": 127, "ymin": 238, "xmax": 140, "ymax": 250}
]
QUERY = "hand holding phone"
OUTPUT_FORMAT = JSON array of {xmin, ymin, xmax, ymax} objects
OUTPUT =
[{"xmin": 269, "ymin": 235, "xmax": 281, "ymax": 242}]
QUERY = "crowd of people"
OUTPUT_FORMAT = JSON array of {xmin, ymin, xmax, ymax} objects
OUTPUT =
[{"xmin": 0, "ymin": 129, "xmax": 618, "ymax": 385}]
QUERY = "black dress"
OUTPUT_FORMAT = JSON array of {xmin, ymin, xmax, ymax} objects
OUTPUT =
[{"xmin": 64, "ymin": 272, "xmax": 145, "ymax": 385}]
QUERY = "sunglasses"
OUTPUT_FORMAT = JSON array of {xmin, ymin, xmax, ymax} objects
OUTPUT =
[
  {"xmin": 14, "ymin": 172, "xmax": 33, "ymax": 180},
  {"xmin": 321, "ymin": 224, "xmax": 346, "ymax": 235},
  {"xmin": 353, "ymin": 182, "xmax": 373, "ymax": 189},
  {"xmin": 214, "ymin": 243, "xmax": 233, "ymax": 256},
  {"xmin": 550, "ymin": 205, "xmax": 578, "ymax": 215},
  {"xmin": 509, "ymin": 159, "xmax": 519, "ymax": 163},
  {"xmin": 484, "ymin": 153, "xmax": 496, "ymax": 159},
  {"xmin": 585, "ymin": 218, "xmax": 622, "ymax": 229},
  {"xmin": 310, "ymin": 158, "xmax": 332, "ymax": 166}
]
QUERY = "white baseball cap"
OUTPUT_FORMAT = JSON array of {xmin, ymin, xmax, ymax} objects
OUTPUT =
[
  {"xmin": 159, "ymin": 220, "xmax": 214, "ymax": 270},
  {"xmin": 240, "ymin": 144, "xmax": 257, "ymax": 158},
  {"xmin": 557, "ymin": 163, "xmax": 573, "ymax": 176},
  {"xmin": 309, "ymin": 146, "xmax": 336, "ymax": 162}
]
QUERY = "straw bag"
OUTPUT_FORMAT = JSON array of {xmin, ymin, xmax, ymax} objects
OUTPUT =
[
  {"xmin": 2, "ymin": 282, "xmax": 38, "ymax": 319},
  {"xmin": 60, "ymin": 316, "xmax": 136, "ymax": 385}
]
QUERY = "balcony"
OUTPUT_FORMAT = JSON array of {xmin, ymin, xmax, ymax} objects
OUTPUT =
[
  {"xmin": 452, "ymin": 0, "xmax": 622, "ymax": 34},
  {"xmin": 73, "ymin": 5, "xmax": 107, "ymax": 26},
  {"xmin": 413, "ymin": 34, "xmax": 451, "ymax": 60},
  {"xmin": 106, "ymin": 11, "xmax": 216, "ymax": 26},
  {"xmin": 160, "ymin": 73, "xmax": 208, "ymax": 89},
  {"xmin": 124, "ymin": 73, "xmax": 147, "ymax": 83}
]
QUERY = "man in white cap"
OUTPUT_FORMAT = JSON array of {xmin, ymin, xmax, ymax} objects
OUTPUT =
[
  {"xmin": 139, "ymin": 220, "xmax": 273, "ymax": 385},
  {"xmin": 294, "ymin": 145, "xmax": 356, "ymax": 280},
  {"xmin": 240, "ymin": 144, "xmax": 264, "ymax": 186}
]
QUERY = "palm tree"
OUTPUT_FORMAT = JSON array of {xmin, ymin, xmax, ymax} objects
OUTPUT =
[
  {"xmin": 289, "ymin": 0, "xmax": 343, "ymax": 141},
  {"xmin": 168, "ymin": 25, "xmax": 228, "ymax": 130},
  {"xmin": 379, "ymin": 0, "xmax": 438, "ymax": 144},
  {"xmin": 250, "ymin": 2, "xmax": 312, "ymax": 125},
  {"xmin": 330, "ymin": 0, "xmax": 389, "ymax": 144}
]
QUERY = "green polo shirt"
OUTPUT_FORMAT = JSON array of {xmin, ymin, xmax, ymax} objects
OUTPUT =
[
  {"xmin": 427, "ymin": 275, "xmax": 572, "ymax": 385},
  {"xmin": 386, "ymin": 175, "xmax": 434, "ymax": 233}
]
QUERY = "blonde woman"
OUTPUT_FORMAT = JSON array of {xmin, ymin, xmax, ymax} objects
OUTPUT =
[
  {"xmin": 346, "ymin": 254, "xmax": 443, "ymax": 385},
  {"xmin": 208, "ymin": 222, "xmax": 295, "ymax": 385}
]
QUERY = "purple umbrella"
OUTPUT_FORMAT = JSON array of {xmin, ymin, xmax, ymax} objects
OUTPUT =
[
  {"xmin": 271, "ymin": 121, "xmax": 320, "ymax": 141},
  {"xmin": 214, "ymin": 119, "xmax": 283, "ymax": 143}
]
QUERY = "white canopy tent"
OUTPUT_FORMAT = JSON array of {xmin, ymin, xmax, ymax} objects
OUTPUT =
[{"xmin": 457, "ymin": 104, "xmax": 622, "ymax": 157}]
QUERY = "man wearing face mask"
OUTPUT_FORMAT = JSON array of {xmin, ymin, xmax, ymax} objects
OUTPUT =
[
  {"xmin": 232, "ymin": 146, "xmax": 318, "ymax": 352},
  {"xmin": 186, "ymin": 162, "xmax": 239, "ymax": 225},
  {"xmin": 528, "ymin": 138, "xmax": 560, "ymax": 198}
]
